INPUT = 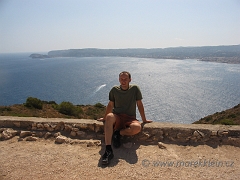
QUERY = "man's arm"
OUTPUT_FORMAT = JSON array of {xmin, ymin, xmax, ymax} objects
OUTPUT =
[
  {"xmin": 97, "ymin": 101, "xmax": 114, "ymax": 121},
  {"xmin": 137, "ymin": 100, "xmax": 152, "ymax": 123}
]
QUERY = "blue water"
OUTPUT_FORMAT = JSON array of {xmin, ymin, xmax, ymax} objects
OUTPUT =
[{"xmin": 0, "ymin": 53, "xmax": 240, "ymax": 124}]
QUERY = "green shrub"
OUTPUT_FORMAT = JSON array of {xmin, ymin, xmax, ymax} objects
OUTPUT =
[
  {"xmin": 58, "ymin": 101, "xmax": 82, "ymax": 116},
  {"xmin": 42, "ymin": 100, "xmax": 57, "ymax": 105},
  {"xmin": 94, "ymin": 103, "xmax": 105, "ymax": 108},
  {"xmin": 228, "ymin": 114, "xmax": 236, "ymax": 118},
  {"xmin": 219, "ymin": 119, "xmax": 236, "ymax": 125},
  {"xmin": 25, "ymin": 97, "xmax": 43, "ymax": 109},
  {"xmin": 205, "ymin": 116, "xmax": 212, "ymax": 122},
  {"xmin": 213, "ymin": 119, "xmax": 236, "ymax": 125},
  {"xmin": 0, "ymin": 106, "xmax": 11, "ymax": 112}
]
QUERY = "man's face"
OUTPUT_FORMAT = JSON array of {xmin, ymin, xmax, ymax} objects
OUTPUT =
[{"xmin": 119, "ymin": 73, "xmax": 131, "ymax": 90}]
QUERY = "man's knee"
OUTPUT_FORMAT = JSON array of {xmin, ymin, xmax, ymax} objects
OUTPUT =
[
  {"xmin": 130, "ymin": 123, "xmax": 142, "ymax": 134},
  {"xmin": 105, "ymin": 113, "xmax": 116, "ymax": 124}
]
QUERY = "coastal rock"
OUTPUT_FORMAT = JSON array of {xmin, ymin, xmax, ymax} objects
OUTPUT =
[
  {"xmin": 158, "ymin": 142, "xmax": 167, "ymax": 149},
  {"xmin": 32, "ymin": 123, "xmax": 37, "ymax": 130},
  {"xmin": 72, "ymin": 128, "xmax": 79, "ymax": 132},
  {"xmin": 55, "ymin": 135, "xmax": 68, "ymax": 144},
  {"xmin": 85, "ymin": 140, "xmax": 101, "ymax": 146},
  {"xmin": 37, "ymin": 123, "xmax": 44, "ymax": 130},
  {"xmin": 43, "ymin": 123, "xmax": 50, "ymax": 128},
  {"xmin": 139, "ymin": 132, "xmax": 150, "ymax": 141},
  {"xmin": 35, "ymin": 131, "xmax": 43, "ymax": 138},
  {"xmin": 151, "ymin": 129, "xmax": 164, "ymax": 136},
  {"xmin": 211, "ymin": 131, "xmax": 218, "ymax": 136},
  {"xmin": 54, "ymin": 132, "xmax": 61, "ymax": 137},
  {"xmin": 13, "ymin": 121, "xmax": 21, "ymax": 127},
  {"xmin": 94, "ymin": 124, "xmax": 103, "ymax": 133},
  {"xmin": 70, "ymin": 131, "xmax": 77, "ymax": 137},
  {"xmin": 218, "ymin": 130, "xmax": 228, "ymax": 136},
  {"xmin": 32, "ymin": 123, "xmax": 37, "ymax": 127},
  {"xmin": 26, "ymin": 136, "xmax": 38, "ymax": 141},
  {"xmin": 0, "ymin": 128, "xmax": 18, "ymax": 140},
  {"xmin": 46, "ymin": 126, "xmax": 54, "ymax": 132},
  {"xmin": 55, "ymin": 122, "xmax": 65, "ymax": 131},
  {"xmin": 193, "ymin": 130, "xmax": 205, "ymax": 138},
  {"xmin": 86, "ymin": 140, "xmax": 100, "ymax": 147},
  {"xmin": 75, "ymin": 123, "xmax": 95, "ymax": 132},
  {"xmin": 49, "ymin": 123, "xmax": 55, "ymax": 128},
  {"xmin": 18, "ymin": 137, "xmax": 24, "ymax": 141},
  {"xmin": 75, "ymin": 123, "xmax": 88, "ymax": 130},
  {"xmin": 20, "ymin": 131, "xmax": 32, "ymax": 138},
  {"xmin": 44, "ymin": 132, "xmax": 52, "ymax": 139},
  {"xmin": 0, "ymin": 128, "xmax": 6, "ymax": 133},
  {"xmin": 64, "ymin": 125, "xmax": 72, "ymax": 132},
  {"xmin": 76, "ymin": 130, "xmax": 86, "ymax": 137},
  {"xmin": 69, "ymin": 139, "xmax": 101, "ymax": 146}
]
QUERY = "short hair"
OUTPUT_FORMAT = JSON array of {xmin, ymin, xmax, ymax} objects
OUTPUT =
[{"xmin": 119, "ymin": 71, "xmax": 131, "ymax": 79}]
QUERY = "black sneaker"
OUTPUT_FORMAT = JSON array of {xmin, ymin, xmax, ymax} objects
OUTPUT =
[
  {"xmin": 112, "ymin": 130, "xmax": 121, "ymax": 148},
  {"xmin": 102, "ymin": 150, "xmax": 114, "ymax": 165}
]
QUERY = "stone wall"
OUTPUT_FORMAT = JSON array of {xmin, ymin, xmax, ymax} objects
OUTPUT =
[{"xmin": 0, "ymin": 116, "xmax": 240, "ymax": 147}]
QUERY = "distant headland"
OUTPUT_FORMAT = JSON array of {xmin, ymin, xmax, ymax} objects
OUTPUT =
[
  {"xmin": 30, "ymin": 45, "xmax": 240, "ymax": 64},
  {"xmin": 29, "ymin": 53, "xmax": 50, "ymax": 59}
]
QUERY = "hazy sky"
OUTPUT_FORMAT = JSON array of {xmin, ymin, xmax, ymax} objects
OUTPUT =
[{"xmin": 0, "ymin": 0, "xmax": 240, "ymax": 53}]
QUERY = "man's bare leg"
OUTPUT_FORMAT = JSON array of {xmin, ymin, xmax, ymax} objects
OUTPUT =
[
  {"xmin": 102, "ymin": 113, "xmax": 116, "ymax": 165},
  {"xmin": 104, "ymin": 113, "xmax": 116, "ymax": 145},
  {"xmin": 120, "ymin": 122, "xmax": 141, "ymax": 136}
]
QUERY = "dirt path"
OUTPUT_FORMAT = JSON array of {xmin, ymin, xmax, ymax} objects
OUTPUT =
[{"xmin": 0, "ymin": 137, "xmax": 239, "ymax": 180}]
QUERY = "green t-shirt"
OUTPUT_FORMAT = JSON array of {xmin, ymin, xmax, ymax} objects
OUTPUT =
[{"xmin": 109, "ymin": 84, "xmax": 143, "ymax": 117}]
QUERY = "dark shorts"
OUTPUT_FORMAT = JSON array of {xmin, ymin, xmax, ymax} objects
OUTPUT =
[{"xmin": 113, "ymin": 113, "xmax": 140, "ymax": 131}]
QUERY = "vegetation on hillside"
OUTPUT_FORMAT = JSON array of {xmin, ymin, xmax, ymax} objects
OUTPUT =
[
  {"xmin": 193, "ymin": 104, "xmax": 240, "ymax": 125},
  {"xmin": 0, "ymin": 97, "xmax": 105, "ymax": 120}
]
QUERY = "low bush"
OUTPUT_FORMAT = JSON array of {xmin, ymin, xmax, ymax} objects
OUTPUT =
[
  {"xmin": 219, "ymin": 119, "xmax": 236, "ymax": 125},
  {"xmin": 94, "ymin": 103, "xmax": 105, "ymax": 108},
  {"xmin": 42, "ymin": 100, "xmax": 57, "ymax": 105},
  {"xmin": 205, "ymin": 116, "xmax": 212, "ymax": 122},
  {"xmin": 25, "ymin": 97, "xmax": 43, "ymax": 109},
  {"xmin": 0, "ymin": 106, "xmax": 11, "ymax": 112},
  {"xmin": 213, "ymin": 119, "xmax": 236, "ymax": 125},
  {"xmin": 228, "ymin": 114, "xmax": 237, "ymax": 118},
  {"xmin": 57, "ymin": 101, "xmax": 82, "ymax": 117}
]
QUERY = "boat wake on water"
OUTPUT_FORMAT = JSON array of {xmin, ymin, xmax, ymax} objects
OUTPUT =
[
  {"xmin": 94, "ymin": 84, "xmax": 106, "ymax": 93},
  {"xmin": 89, "ymin": 84, "xmax": 107, "ymax": 98}
]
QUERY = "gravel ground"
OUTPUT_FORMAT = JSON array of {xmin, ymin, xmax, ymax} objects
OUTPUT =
[{"xmin": 0, "ymin": 137, "xmax": 239, "ymax": 180}]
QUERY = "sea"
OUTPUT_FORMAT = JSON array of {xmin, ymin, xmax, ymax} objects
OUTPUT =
[{"xmin": 0, "ymin": 53, "xmax": 240, "ymax": 124}]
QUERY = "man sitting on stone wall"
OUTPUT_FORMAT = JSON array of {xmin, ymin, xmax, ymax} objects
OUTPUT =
[{"xmin": 98, "ymin": 71, "xmax": 152, "ymax": 165}]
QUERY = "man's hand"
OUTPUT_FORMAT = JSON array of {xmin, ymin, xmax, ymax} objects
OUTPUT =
[
  {"xmin": 143, "ymin": 119, "xmax": 153, "ymax": 123},
  {"xmin": 97, "ymin": 117, "xmax": 105, "ymax": 122}
]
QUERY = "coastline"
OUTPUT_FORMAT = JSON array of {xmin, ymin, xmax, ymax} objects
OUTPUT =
[{"xmin": 29, "ymin": 45, "xmax": 240, "ymax": 64}]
